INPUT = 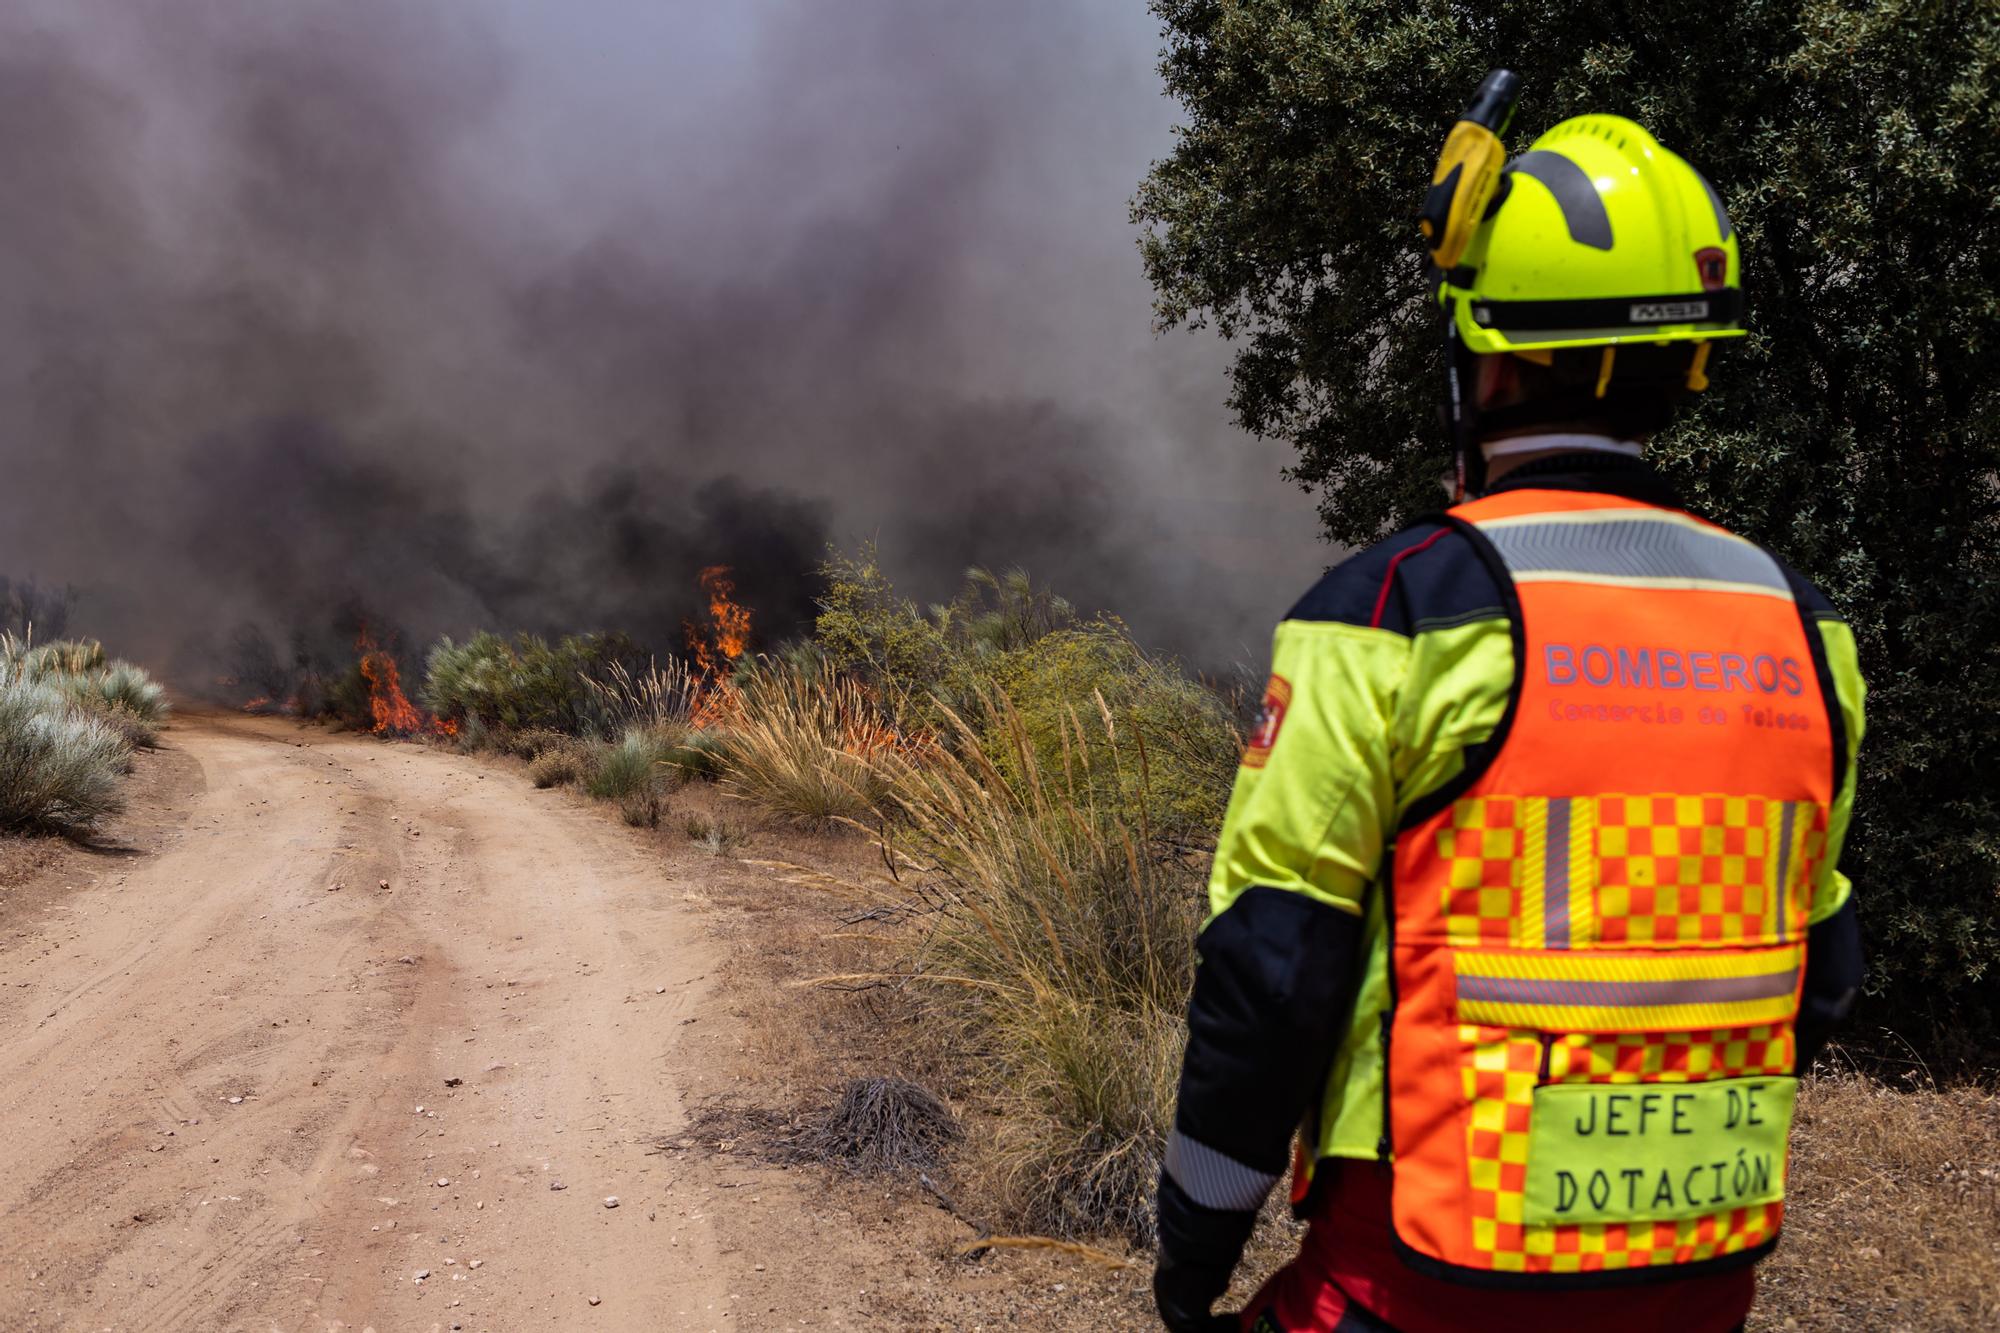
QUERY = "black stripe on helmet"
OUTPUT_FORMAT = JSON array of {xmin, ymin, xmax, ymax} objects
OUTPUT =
[{"xmin": 1505, "ymin": 150, "xmax": 1613, "ymax": 250}]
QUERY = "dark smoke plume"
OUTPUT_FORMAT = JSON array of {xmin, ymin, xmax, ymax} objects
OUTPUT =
[{"xmin": 0, "ymin": 1, "xmax": 1322, "ymax": 686}]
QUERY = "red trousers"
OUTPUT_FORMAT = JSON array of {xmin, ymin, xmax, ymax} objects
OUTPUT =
[{"xmin": 1238, "ymin": 1163, "xmax": 1756, "ymax": 1333}]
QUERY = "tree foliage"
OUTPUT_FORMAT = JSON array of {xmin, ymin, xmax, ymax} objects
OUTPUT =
[{"xmin": 1136, "ymin": 1, "xmax": 2000, "ymax": 1059}]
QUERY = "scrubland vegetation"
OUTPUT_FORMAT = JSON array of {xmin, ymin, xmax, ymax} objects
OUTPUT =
[
  {"xmin": 371, "ymin": 546, "xmax": 1990, "ymax": 1326},
  {"xmin": 391, "ymin": 548, "xmax": 1233, "ymax": 1245},
  {"xmin": 0, "ymin": 633, "xmax": 170, "ymax": 834}
]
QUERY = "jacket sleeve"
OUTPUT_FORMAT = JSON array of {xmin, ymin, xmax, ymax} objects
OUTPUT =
[
  {"xmin": 1157, "ymin": 614, "xmax": 1404, "ymax": 1280},
  {"xmin": 1809, "ymin": 616, "xmax": 1867, "ymax": 925},
  {"xmin": 1796, "ymin": 615, "xmax": 1868, "ymax": 1071}
]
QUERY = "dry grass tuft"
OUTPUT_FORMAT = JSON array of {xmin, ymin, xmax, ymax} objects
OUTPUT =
[
  {"xmin": 528, "ymin": 745, "xmax": 586, "ymax": 789},
  {"xmin": 718, "ymin": 660, "xmax": 892, "ymax": 829},
  {"xmin": 507, "ymin": 726, "xmax": 574, "ymax": 760},
  {"xmin": 620, "ymin": 790, "xmax": 665, "ymax": 828},
  {"xmin": 865, "ymin": 691, "xmax": 1201, "ymax": 1244},
  {"xmin": 1753, "ymin": 1067, "xmax": 1999, "ymax": 1331},
  {"xmin": 587, "ymin": 657, "xmax": 696, "ymax": 732},
  {"xmin": 779, "ymin": 1075, "xmax": 961, "ymax": 1176},
  {"xmin": 683, "ymin": 810, "xmax": 749, "ymax": 856}
]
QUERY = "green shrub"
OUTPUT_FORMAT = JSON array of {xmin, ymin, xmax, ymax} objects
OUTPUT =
[
  {"xmin": 983, "ymin": 626, "xmax": 1239, "ymax": 844},
  {"xmin": 451, "ymin": 715, "xmax": 494, "ymax": 754},
  {"xmin": 814, "ymin": 550, "xmax": 1081, "ymax": 735},
  {"xmin": 585, "ymin": 728, "xmax": 670, "ymax": 801},
  {"xmin": 63, "ymin": 660, "xmax": 170, "ymax": 726},
  {"xmin": 422, "ymin": 631, "xmax": 642, "ymax": 737},
  {"xmin": 814, "ymin": 545, "xmax": 957, "ymax": 721},
  {"xmin": 0, "ymin": 679, "xmax": 131, "ymax": 832},
  {"xmin": 2, "ymin": 640, "xmax": 170, "ymax": 755}
]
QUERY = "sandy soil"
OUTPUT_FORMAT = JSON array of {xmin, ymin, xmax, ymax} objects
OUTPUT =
[
  {"xmin": 11, "ymin": 710, "xmax": 1972, "ymax": 1331},
  {"xmin": 0, "ymin": 711, "xmax": 866, "ymax": 1333}
]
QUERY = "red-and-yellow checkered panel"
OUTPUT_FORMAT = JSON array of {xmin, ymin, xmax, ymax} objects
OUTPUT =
[
  {"xmin": 1437, "ymin": 793, "xmax": 1825, "ymax": 950},
  {"xmin": 1438, "ymin": 796, "xmax": 1525, "ymax": 946},
  {"xmin": 1459, "ymin": 1024, "xmax": 1791, "ymax": 1272}
]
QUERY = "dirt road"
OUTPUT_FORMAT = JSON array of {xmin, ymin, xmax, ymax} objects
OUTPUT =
[{"xmin": 0, "ymin": 712, "xmax": 857, "ymax": 1332}]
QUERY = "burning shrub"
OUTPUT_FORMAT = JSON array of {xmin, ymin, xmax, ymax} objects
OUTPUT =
[
  {"xmin": 316, "ymin": 661, "xmax": 376, "ymax": 732},
  {"xmin": 718, "ymin": 660, "xmax": 892, "ymax": 830},
  {"xmin": 0, "ymin": 679, "xmax": 131, "ymax": 833},
  {"xmin": 867, "ymin": 690, "xmax": 1203, "ymax": 1244}
]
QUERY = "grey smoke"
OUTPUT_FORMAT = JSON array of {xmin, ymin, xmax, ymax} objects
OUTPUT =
[{"xmin": 0, "ymin": 1, "xmax": 1324, "ymax": 685}]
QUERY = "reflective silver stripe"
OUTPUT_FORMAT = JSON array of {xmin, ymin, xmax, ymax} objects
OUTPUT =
[
  {"xmin": 1544, "ymin": 797, "xmax": 1572, "ymax": 949},
  {"xmin": 1482, "ymin": 517, "xmax": 1789, "ymax": 594},
  {"xmin": 1775, "ymin": 801, "xmax": 1798, "ymax": 943},
  {"xmin": 1163, "ymin": 1130, "xmax": 1279, "ymax": 1212},
  {"xmin": 1457, "ymin": 968, "xmax": 1800, "ymax": 1009}
]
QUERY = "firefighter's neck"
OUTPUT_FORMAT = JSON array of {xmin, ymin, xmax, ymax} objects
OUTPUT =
[{"xmin": 1480, "ymin": 431, "xmax": 1644, "ymax": 482}]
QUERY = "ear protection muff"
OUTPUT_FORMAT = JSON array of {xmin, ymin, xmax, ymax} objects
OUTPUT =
[
  {"xmin": 1422, "ymin": 69, "xmax": 1521, "ymax": 499},
  {"xmin": 1418, "ymin": 70, "xmax": 1521, "ymax": 270}
]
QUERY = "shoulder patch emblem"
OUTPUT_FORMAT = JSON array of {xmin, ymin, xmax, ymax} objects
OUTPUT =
[{"xmin": 1241, "ymin": 674, "xmax": 1292, "ymax": 769}]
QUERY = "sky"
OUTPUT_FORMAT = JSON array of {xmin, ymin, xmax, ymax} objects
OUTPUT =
[{"xmin": 0, "ymin": 1, "xmax": 1329, "ymax": 683}]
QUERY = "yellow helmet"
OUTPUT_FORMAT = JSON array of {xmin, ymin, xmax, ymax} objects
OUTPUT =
[{"xmin": 1438, "ymin": 114, "xmax": 1745, "ymax": 353}]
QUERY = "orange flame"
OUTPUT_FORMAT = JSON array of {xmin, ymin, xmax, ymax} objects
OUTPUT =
[
  {"xmin": 356, "ymin": 629, "xmax": 456, "ymax": 738},
  {"xmin": 686, "ymin": 566, "xmax": 752, "ymax": 728},
  {"xmin": 685, "ymin": 565, "xmax": 751, "ymax": 678}
]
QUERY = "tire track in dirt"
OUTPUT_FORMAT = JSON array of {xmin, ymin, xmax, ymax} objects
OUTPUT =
[{"xmin": 0, "ymin": 711, "xmax": 858, "ymax": 1331}]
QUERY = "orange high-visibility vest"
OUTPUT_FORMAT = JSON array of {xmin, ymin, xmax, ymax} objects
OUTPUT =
[{"xmin": 1382, "ymin": 489, "xmax": 1836, "ymax": 1287}]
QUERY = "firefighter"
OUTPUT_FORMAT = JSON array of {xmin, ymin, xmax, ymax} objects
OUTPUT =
[{"xmin": 1154, "ymin": 94, "xmax": 1866, "ymax": 1333}]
